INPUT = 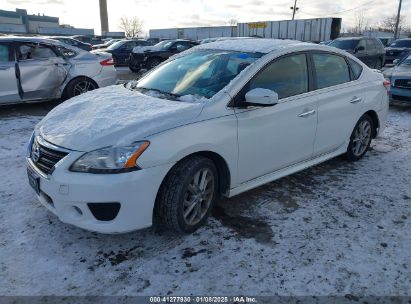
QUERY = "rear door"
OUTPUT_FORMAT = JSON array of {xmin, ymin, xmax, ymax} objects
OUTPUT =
[
  {"xmin": 0, "ymin": 42, "xmax": 20, "ymax": 104},
  {"xmin": 311, "ymin": 52, "xmax": 365, "ymax": 156},
  {"xmin": 16, "ymin": 42, "xmax": 68, "ymax": 101}
]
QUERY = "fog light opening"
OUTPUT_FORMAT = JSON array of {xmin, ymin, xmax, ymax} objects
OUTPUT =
[{"xmin": 73, "ymin": 206, "xmax": 83, "ymax": 216}]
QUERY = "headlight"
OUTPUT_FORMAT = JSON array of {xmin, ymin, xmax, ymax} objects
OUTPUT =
[{"xmin": 69, "ymin": 141, "xmax": 150, "ymax": 174}]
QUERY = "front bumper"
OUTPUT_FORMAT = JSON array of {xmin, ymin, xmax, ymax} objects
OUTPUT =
[
  {"xmin": 26, "ymin": 151, "xmax": 172, "ymax": 234},
  {"xmin": 390, "ymin": 87, "xmax": 411, "ymax": 103}
]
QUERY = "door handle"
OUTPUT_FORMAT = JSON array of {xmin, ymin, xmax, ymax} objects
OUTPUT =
[
  {"xmin": 298, "ymin": 109, "xmax": 316, "ymax": 118},
  {"xmin": 350, "ymin": 96, "xmax": 362, "ymax": 104}
]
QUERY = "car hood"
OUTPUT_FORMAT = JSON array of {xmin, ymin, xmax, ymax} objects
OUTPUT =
[
  {"xmin": 36, "ymin": 85, "xmax": 204, "ymax": 151},
  {"xmin": 386, "ymin": 47, "xmax": 410, "ymax": 51},
  {"xmin": 390, "ymin": 66, "xmax": 411, "ymax": 77}
]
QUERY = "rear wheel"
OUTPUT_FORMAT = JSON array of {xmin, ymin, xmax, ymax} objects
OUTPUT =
[
  {"xmin": 346, "ymin": 114, "xmax": 374, "ymax": 161},
  {"xmin": 65, "ymin": 77, "xmax": 98, "ymax": 99},
  {"xmin": 154, "ymin": 156, "xmax": 218, "ymax": 233}
]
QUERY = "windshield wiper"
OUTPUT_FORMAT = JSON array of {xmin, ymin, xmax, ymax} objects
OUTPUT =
[{"xmin": 136, "ymin": 87, "xmax": 181, "ymax": 99}]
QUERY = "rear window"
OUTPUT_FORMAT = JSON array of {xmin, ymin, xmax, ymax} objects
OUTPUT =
[
  {"xmin": 347, "ymin": 58, "xmax": 363, "ymax": 80},
  {"xmin": 329, "ymin": 39, "xmax": 359, "ymax": 50}
]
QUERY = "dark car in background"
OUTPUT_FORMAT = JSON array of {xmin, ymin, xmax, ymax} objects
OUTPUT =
[
  {"xmin": 385, "ymin": 39, "xmax": 411, "ymax": 64},
  {"xmin": 94, "ymin": 39, "xmax": 151, "ymax": 66},
  {"xmin": 49, "ymin": 36, "xmax": 92, "ymax": 51},
  {"xmin": 378, "ymin": 37, "xmax": 394, "ymax": 47},
  {"xmin": 329, "ymin": 37, "xmax": 385, "ymax": 69},
  {"xmin": 92, "ymin": 39, "xmax": 122, "ymax": 50},
  {"xmin": 383, "ymin": 52, "xmax": 411, "ymax": 103},
  {"xmin": 128, "ymin": 39, "xmax": 199, "ymax": 72},
  {"xmin": 71, "ymin": 35, "xmax": 105, "ymax": 45}
]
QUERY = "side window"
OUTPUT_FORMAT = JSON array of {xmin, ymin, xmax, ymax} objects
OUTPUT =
[
  {"xmin": 18, "ymin": 43, "xmax": 57, "ymax": 60},
  {"xmin": 56, "ymin": 46, "xmax": 77, "ymax": 58},
  {"xmin": 347, "ymin": 58, "xmax": 363, "ymax": 80},
  {"xmin": 248, "ymin": 54, "xmax": 308, "ymax": 99},
  {"xmin": 313, "ymin": 53, "xmax": 351, "ymax": 89},
  {"xmin": 0, "ymin": 43, "xmax": 10, "ymax": 62}
]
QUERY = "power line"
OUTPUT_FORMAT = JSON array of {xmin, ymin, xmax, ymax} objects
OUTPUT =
[{"xmin": 298, "ymin": 0, "xmax": 377, "ymax": 18}]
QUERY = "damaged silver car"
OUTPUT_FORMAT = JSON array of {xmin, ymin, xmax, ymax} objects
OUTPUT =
[{"xmin": 0, "ymin": 36, "xmax": 117, "ymax": 105}]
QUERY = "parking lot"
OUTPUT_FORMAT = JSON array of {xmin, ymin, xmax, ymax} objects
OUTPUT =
[{"xmin": 0, "ymin": 61, "xmax": 410, "ymax": 295}]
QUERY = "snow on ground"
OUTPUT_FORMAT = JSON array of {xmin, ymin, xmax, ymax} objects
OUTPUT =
[{"xmin": 0, "ymin": 102, "xmax": 410, "ymax": 296}]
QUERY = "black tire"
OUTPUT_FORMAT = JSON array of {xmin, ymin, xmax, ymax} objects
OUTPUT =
[
  {"xmin": 346, "ymin": 114, "xmax": 374, "ymax": 162},
  {"xmin": 65, "ymin": 77, "xmax": 98, "ymax": 99},
  {"xmin": 147, "ymin": 57, "xmax": 161, "ymax": 70},
  {"xmin": 129, "ymin": 60, "xmax": 140, "ymax": 73},
  {"xmin": 154, "ymin": 156, "xmax": 218, "ymax": 233}
]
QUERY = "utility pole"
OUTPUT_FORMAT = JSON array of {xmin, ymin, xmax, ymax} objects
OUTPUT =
[
  {"xmin": 393, "ymin": 0, "xmax": 402, "ymax": 40},
  {"xmin": 291, "ymin": 0, "xmax": 299, "ymax": 20},
  {"xmin": 99, "ymin": 0, "xmax": 109, "ymax": 35}
]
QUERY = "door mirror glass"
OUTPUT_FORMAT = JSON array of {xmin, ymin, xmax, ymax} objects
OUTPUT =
[{"xmin": 245, "ymin": 88, "xmax": 278, "ymax": 106}]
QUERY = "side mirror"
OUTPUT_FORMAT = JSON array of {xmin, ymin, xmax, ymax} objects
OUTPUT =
[
  {"xmin": 169, "ymin": 46, "xmax": 178, "ymax": 53},
  {"xmin": 355, "ymin": 46, "xmax": 365, "ymax": 53},
  {"xmin": 393, "ymin": 59, "xmax": 400, "ymax": 65},
  {"xmin": 244, "ymin": 88, "xmax": 278, "ymax": 107}
]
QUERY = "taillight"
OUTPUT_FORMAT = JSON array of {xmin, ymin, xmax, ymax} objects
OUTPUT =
[
  {"xmin": 383, "ymin": 79, "xmax": 390, "ymax": 95},
  {"xmin": 100, "ymin": 58, "xmax": 114, "ymax": 66}
]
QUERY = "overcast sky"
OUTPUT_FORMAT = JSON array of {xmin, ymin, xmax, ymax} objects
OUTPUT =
[{"xmin": 3, "ymin": 0, "xmax": 411, "ymax": 35}]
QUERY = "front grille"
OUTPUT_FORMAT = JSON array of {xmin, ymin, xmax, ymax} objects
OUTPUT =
[
  {"xmin": 30, "ymin": 138, "xmax": 69, "ymax": 175},
  {"xmin": 394, "ymin": 79, "xmax": 411, "ymax": 89}
]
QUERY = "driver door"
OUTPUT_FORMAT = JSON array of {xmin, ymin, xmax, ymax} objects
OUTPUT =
[
  {"xmin": 16, "ymin": 42, "xmax": 68, "ymax": 101},
  {"xmin": 234, "ymin": 53, "xmax": 318, "ymax": 183}
]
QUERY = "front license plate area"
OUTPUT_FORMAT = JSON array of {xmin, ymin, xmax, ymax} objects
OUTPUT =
[{"xmin": 27, "ymin": 167, "xmax": 40, "ymax": 195}]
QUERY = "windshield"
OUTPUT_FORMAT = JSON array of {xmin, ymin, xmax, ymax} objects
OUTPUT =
[
  {"xmin": 389, "ymin": 40, "xmax": 411, "ymax": 48},
  {"xmin": 329, "ymin": 39, "xmax": 359, "ymax": 50},
  {"xmin": 128, "ymin": 50, "xmax": 262, "ymax": 100},
  {"xmin": 106, "ymin": 40, "xmax": 125, "ymax": 50},
  {"xmin": 399, "ymin": 55, "xmax": 411, "ymax": 66},
  {"xmin": 153, "ymin": 40, "xmax": 173, "ymax": 50}
]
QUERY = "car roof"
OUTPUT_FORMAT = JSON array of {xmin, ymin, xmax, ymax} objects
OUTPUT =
[
  {"xmin": 196, "ymin": 38, "xmax": 309, "ymax": 54},
  {"xmin": 0, "ymin": 36, "xmax": 67, "ymax": 45}
]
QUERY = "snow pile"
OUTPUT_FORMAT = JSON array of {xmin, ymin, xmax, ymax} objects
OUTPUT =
[{"xmin": 37, "ymin": 85, "xmax": 203, "ymax": 150}]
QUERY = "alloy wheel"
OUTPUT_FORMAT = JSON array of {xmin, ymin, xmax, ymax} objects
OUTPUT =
[
  {"xmin": 351, "ymin": 119, "xmax": 372, "ymax": 157},
  {"xmin": 73, "ymin": 80, "xmax": 97, "ymax": 96},
  {"xmin": 183, "ymin": 168, "xmax": 215, "ymax": 226}
]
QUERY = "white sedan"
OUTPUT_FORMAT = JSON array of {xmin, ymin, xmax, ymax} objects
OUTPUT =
[
  {"xmin": 0, "ymin": 36, "xmax": 117, "ymax": 105},
  {"xmin": 26, "ymin": 39, "xmax": 389, "ymax": 233}
]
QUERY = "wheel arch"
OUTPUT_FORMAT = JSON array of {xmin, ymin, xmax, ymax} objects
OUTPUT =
[
  {"xmin": 363, "ymin": 109, "xmax": 379, "ymax": 138},
  {"xmin": 62, "ymin": 76, "xmax": 99, "ymax": 100}
]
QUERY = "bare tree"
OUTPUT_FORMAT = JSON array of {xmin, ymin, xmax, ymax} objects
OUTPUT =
[
  {"xmin": 227, "ymin": 18, "xmax": 238, "ymax": 26},
  {"xmin": 119, "ymin": 16, "xmax": 143, "ymax": 38},
  {"xmin": 379, "ymin": 14, "xmax": 405, "ymax": 33}
]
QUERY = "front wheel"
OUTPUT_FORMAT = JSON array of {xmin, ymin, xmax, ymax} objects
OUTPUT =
[
  {"xmin": 346, "ymin": 114, "xmax": 374, "ymax": 161},
  {"xmin": 154, "ymin": 156, "xmax": 218, "ymax": 233}
]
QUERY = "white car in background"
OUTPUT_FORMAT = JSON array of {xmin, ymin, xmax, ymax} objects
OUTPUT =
[
  {"xmin": 0, "ymin": 36, "xmax": 117, "ymax": 105},
  {"xmin": 26, "ymin": 39, "xmax": 389, "ymax": 234}
]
